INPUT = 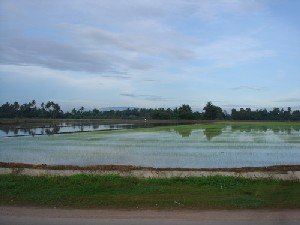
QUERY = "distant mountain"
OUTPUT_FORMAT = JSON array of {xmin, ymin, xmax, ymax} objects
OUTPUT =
[
  {"xmin": 97, "ymin": 105, "xmax": 300, "ymax": 113},
  {"xmin": 99, "ymin": 107, "xmax": 137, "ymax": 111}
]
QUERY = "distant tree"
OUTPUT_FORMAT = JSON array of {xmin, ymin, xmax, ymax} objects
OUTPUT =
[
  {"xmin": 284, "ymin": 107, "xmax": 292, "ymax": 120},
  {"xmin": 45, "ymin": 101, "xmax": 62, "ymax": 118},
  {"xmin": 178, "ymin": 104, "xmax": 193, "ymax": 120},
  {"xmin": 292, "ymin": 110, "xmax": 300, "ymax": 121},
  {"xmin": 0, "ymin": 100, "xmax": 299, "ymax": 121},
  {"xmin": 203, "ymin": 102, "xmax": 223, "ymax": 120}
]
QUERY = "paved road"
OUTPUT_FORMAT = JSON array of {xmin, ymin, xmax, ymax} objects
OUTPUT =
[{"xmin": 0, "ymin": 207, "xmax": 299, "ymax": 225}]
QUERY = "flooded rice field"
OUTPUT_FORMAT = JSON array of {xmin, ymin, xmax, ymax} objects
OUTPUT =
[
  {"xmin": 0, "ymin": 122, "xmax": 300, "ymax": 168},
  {"xmin": 0, "ymin": 123, "xmax": 139, "ymax": 138}
]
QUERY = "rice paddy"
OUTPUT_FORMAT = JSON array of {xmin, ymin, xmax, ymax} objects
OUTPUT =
[{"xmin": 0, "ymin": 122, "xmax": 300, "ymax": 168}]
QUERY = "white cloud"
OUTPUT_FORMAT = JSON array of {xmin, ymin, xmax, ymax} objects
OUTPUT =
[
  {"xmin": 67, "ymin": 23, "xmax": 196, "ymax": 60},
  {"xmin": 274, "ymin": 98, "xmax": 300, "ymax": 103},
  {"xmin": 120, "ymin": 93, "xmax": 170, "ymax": 102},
  {"xmin": 0, "ymin": 65, "xmax": 133, "ymax": 92},
  {"xmin": 2, "ymin": 0, "xmax": 298, "ymax": 109},
  {"xmin": 229, "ymin": 86, "xmax": 266, "ymax": 91},
  {"xmin": 0, "ymin": 0, "xmax": 272, "ymax": 77},
  {"xmin": 196, "ymin": 37, "xmax": 274, "ymax": 68}
]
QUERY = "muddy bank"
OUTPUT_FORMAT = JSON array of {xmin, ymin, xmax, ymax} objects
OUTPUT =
[
  {"xmin": 1, "ymin": 162, "xmax": 300, "ymax": 172},
  {"xmin": 1, "ymin": 162, "xmax": 299, "ymax": 172},
  {"xmin": 1, "ymin": 162, "xmax": 299, "ymax": 180}
]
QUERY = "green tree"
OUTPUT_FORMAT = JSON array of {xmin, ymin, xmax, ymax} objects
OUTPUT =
[
  {"xmin": 45, "ymin": 101, "xmax": 62, "ymax": 118},
  {"xmin": 178, "ymin": 104, "xmax": 193, "ymax": 120},
  {"xmin": 203, "ymin": 102, "xmax": 223, "ymax": 120}
]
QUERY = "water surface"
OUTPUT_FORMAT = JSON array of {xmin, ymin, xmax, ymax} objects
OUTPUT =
[
  {"xmin": 0, "ymin": 123, "xmax": 137, "ymax": 137},
  {"xmin": 0, "ymin": 123, "xmax": 299, "ymax": 168}
]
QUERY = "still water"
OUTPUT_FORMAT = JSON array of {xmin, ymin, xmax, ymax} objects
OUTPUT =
[
  {"xmin": 0, "ymin": 123, "xmax": 136, "ymax": 138},
  {"xmin": 0, "ymin": 123, "xmax": 299, "ymax": 168}
]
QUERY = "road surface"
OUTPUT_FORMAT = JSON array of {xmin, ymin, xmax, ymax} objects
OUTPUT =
[{"xmin": 0, "ymin": 207, "xmax": 299, "ymax": 225}]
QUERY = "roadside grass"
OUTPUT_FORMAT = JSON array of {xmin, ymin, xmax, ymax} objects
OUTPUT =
[{"xmin": 0, "ymin": 174, "xmax": 299, "ymax": 209}]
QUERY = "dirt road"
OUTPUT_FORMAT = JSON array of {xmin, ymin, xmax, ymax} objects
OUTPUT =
[{"xmin": 0, "ymin": 207, "xmax": 299, "ymax": 225}]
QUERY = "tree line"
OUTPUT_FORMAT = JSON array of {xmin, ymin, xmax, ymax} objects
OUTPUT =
[{"xmin": 0, "ymin": 100, "xmax": 300, "ymax": 121}]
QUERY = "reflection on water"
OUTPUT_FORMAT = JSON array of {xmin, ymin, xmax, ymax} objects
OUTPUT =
[
  {"xmin": 0, "ymin": 123, "xmax": 137, "ymax": 138},
  {"xmin": 160, "ymin": 124, "xmax": 300, "ymax": 141},
  {"xmin": 0, "ymin": 123, "xmax": 300, "ymax": 168},
  {"xmin": 173, "ymin": 127, "xmax": 193, "ymax": 137},
  {"xmin": 2, "ymin": 122, "xmax": 299, "ymax": 140},
  {"xmin": 230, "ymin": 125, "xmax": 300, "ymax": 133},
  {"xmin": 203, "ymin": 127, "xmax": 223, "ymax": 141},
  {"xmin": 158, "ymin": 125, "xmax": 225, "ymax": 140}
]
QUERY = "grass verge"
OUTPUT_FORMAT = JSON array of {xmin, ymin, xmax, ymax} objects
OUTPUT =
[{"xmin": 0, "ymin": 174, "xmax": 299, "ymax": 209}]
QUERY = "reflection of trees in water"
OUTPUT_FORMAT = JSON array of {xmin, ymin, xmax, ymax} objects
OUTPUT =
[
  {"xmin": 164, "ymin": 124, "xmax": 299, "ymax": 140},
  {"xmin": 1, "ymin": 123, "xmax": 299, "ymax": 138},
  {"xmin": 1, "ymin": 127, "xmax": 15, "ymax": 134},
  {"xmin": 0, "ymin": 122, "xmax": 133, "ymax": 136},
  {"xmin": 93, "ymin": 124, "xmax": 99, "ymax": 129},
  {"xmin": 173, "ymin": 127, "xmax": 192, "ymax": 137},
  {"xmin": 80, "ymin": 125, "xmax": 84, "ymax": 132},
  {"xmin": 172, "ymin": 125, "xmax": 224, "ymax": 140},
  {"xmin": 230, "ymin": 125, "xmax": 298, "ymax": 134},
  {"xmin": 0, "ymin": 125, "xmax": 61, "ymax": 136},
  {"xmin": 44, "ymin": 125, "xmax": 60, "ymax": 135},
  {"xmin": 203, "ymin": 127, "xmax": 223, "ymax": 141},
  {"xmin": 0, "ymin": 127, "xmax": 38, "ymax": 136}
]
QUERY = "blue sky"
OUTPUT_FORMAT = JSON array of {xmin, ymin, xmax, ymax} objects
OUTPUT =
[{"xmin": 0, "ymin": 0, "xmax": 299, "ymax": 111}]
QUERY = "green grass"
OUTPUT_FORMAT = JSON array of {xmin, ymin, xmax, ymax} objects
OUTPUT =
[{"xmin": 1, "ymin": 174, "xmax": 299, "ymax": 209}]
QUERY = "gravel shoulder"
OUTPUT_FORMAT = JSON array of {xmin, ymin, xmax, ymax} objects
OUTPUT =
[
  {"xmin": 1, "ymin": 162, "xmax": 300, "ymax": 180},
  {"xmin": 1, "ymin": 207, "xmax": 300, "ymax": 225}
]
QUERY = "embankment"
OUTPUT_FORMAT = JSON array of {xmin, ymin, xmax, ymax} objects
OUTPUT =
[{"xmin": 1, "ymin": 162, "xmax": 299, "ymax": 180}]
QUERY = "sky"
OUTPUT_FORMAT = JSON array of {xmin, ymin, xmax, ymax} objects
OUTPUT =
[{"xmin": 0, "ymin": 0, "xmax": 300, "ymax": 111}]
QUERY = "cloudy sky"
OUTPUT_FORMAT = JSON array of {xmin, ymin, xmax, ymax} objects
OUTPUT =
[{"xmin": 0, "ymin": 0, "xmax": 299, "ymax": 110}]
